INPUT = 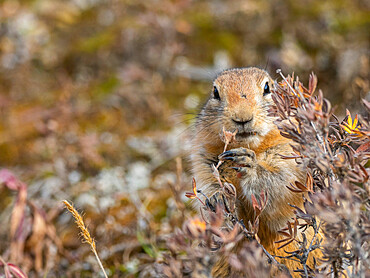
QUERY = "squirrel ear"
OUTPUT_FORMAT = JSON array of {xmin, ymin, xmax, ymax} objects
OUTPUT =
[{"xmin": 263, "ymin": 82, "xmax": 270, "ymax": 96}]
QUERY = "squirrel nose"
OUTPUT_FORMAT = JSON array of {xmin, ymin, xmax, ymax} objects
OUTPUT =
[{"xmin": 232, "ymin": 117, "xmax": 253, "ymax": 125}]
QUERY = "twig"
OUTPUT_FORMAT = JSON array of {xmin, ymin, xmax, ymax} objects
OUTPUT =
[
  {"xmin": 274, "ymin": 255, "xmax": 301, "ymax": 263},
  {"xmin": 216, "ymin": 127, "xmax": 237, "ymax": 169},
  {"xmin": 302, "ymin": 221, "xmax": 321, "ymax": 278},
  {"xmin": 258, "ymin": 242, "xmax": 293, "ymax": 278},
  {"xmin": 230, "ymin": 214, "xmax": 292, "ymax": 277}
]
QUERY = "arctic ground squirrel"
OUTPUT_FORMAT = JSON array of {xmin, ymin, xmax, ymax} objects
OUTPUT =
[{"xmin": 191, "ymin": 67, "xmax": 320, "ymax": 277}]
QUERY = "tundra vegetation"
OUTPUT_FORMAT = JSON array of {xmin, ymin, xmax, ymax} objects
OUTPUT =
[{"xmin": 0, "ymin": 0, "xmax": 368, "ymax": 277}]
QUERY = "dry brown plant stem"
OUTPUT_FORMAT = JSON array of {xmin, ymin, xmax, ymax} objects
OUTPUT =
[{"xmin": 63, "ymin": 200, "xmax": 108, "ymax": 278}]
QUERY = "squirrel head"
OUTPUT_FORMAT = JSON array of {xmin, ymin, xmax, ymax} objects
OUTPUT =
[{"xmin": 197, "ymin": 67, "xmax": 276, "ymax": 147}]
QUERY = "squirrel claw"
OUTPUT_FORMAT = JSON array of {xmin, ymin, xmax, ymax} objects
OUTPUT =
[
  {"xmin": 219, "ymin": 147, "xmax": 256, "ymax": 160},
  {"xmin": 206, "ymin": 191, "xmax": 234, "ymax": 213},
  {"xmin": 230, "ymin": 166, "xmax": 249, "ymax": 173},
  {"xmin": 220, "ymin": 156, "xmax": 236, "ymax": 161}
]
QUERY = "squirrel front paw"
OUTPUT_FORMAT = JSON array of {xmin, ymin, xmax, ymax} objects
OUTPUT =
[
  {"xmin": 218, "ymin": 147, "xmax": 256, "ymax": 176},
  {"xmin": 206, "ymin": 189, "xmax": 236, "ymax": 214},
  {"xmin": 206, "ymin": 192, "xmax": 224, "ymax": 212}
]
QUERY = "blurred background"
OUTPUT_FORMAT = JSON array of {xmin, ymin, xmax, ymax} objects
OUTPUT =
[{"xmin": 0, "ymin": 0, "xmax": 369, "ymax": 277}]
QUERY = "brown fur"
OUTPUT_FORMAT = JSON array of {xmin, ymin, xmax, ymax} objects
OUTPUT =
[{"xmin": 191, "ymin": 67, "xmax": 321, "ymax": 277}]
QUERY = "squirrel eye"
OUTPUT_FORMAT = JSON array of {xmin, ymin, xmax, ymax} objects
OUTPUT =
[
  {"xmin": 263, "ymin": 82, "xmax": 270, "ymax": 96},
  {"xmin": 213, "ymin": 86, "xmax": 221, "ymax": 100}
]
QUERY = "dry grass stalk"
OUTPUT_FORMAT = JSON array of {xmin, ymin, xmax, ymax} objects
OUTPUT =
[{"xmin": 63, "ymin": 200, "xmax": 108, "ymax": 278}]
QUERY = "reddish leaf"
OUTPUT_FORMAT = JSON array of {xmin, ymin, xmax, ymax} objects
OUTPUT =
[
  {"xmin": 356, "ymin": 141, "xmax": 370, "ymax": 153},
  {"xmin": 280, "ymin": 153, "xmax": 303, "ymax": 159},
  {"xmin": 223, "ymin": 182, "xmax": 236, "ymax": 198},
  {"xmin": 251, "ymin": 194, "xmax": 259, "ymax": 211},
  {"xmin": 362, "ymin": 99, "xmax": 370, "ymax": 111},
  {"xmin": 191, "ymin": 177, "xmax": 197, "ymax": 195},
  {"xmin": 8, "ymin": 263, "xmax": 28, "ymax": 278},
  {"xmin": 277, "ymin": 231, "xmax": 291, "ymax": 238},
  {"xmin": 293, "ymin": 218, "xmax": 298, "ymax": 238},
  {"xmin": 277, "ymin": 239, "xmax": 294, "ymax": 250},
  {"xmin": 306, "ymin": 172, "xmax": 314, "ymax": 193},
  {"xmin": 308, "ymin": 73, "xmax": 317, "ymax": 95},
  {"xmin": 275, "ymin": 237, "xmax": 292, "ymax": 244},
  {"xmin": 287, "ymin": 221, "xmax": 293, "ymax": 236},
  {"xmin": 286, "ymin": 183, "xmax": 304, "ymax": 193},
  {"xmin": 0, "ymin": 169, "xmax": 24, "ymax": 191},
  {"xmin": 0, "ymin": 258, "xmax": 27, "ymax": 278},
  {"xmin": 28, "ymin": 203, "xmax": 48, "ymax": 271},
  {"xmin": 185, "ymin": 177, "xmax": 198, "ymax": 199},
  {"xmin": 221, "ymin": 127, "xmax": 237, "ymax": 145},
  {"xmin": 185, "ymin": 192, "xmax": 196, "ymax": 199},
  {"xmin": 9, "ymin": 182, "xmax": 28, "ymax": 264},
  {"xmin": 259, "ymin": 190, "xmax": 267, "ymax": 209}
]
